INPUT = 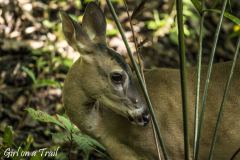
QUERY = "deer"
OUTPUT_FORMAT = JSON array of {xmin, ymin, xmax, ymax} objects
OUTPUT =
[{"xmin": 61, "ymin": 2, "xmax": 240, "ymax": 160}]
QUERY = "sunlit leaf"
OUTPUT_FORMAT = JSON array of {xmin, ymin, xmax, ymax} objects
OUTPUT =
[
  {"xmin": 69, "ymin": 14, "xmax": 79, "ymax": 22},
  {"xmin": 43, "ymin": 20, "xmax": 56, "ymax": 29},
  {"xmin": 34, "ymin": 79, "xmax": 61, "ymax": 88},
  {"xmin": 75, "ymin": 0, "xmax": 82, "ymax": 9},
  {"xmin": 23, "ymin": 134, "xmax": 34, "ymax": 151},
  {"xmin": 25, "ymin": 108, "xmax": 64, "ymax": 128},
  {"xmin": 63, "ymin": 59, "xmax": 73, "ymax": 68},
  {"xmin": 84, "ymin": 0, "xmax": 96, "ymax": 3},
  {"xmin": 56, "ymin": 114, "xmax": 79, "ymax": 132},
  {"xmin": 106, "ymin": 28, "xmax": 119, "ymax": 36}
]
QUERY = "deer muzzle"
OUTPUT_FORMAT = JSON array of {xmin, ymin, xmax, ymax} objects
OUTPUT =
[{"xmin": 127, "ymin": 106, "xmax": 150, "ymax": 126}]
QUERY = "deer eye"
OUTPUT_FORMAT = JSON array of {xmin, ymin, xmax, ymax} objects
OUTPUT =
[{"xmin": 110, "ymin": 72, "xmax": 124, "ymax": 84}]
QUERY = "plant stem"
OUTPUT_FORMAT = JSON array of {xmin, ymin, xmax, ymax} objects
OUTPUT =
[
  {"xmin": 122, "ymin": 1, "xmax": 162, "ymax": 159},
  {"xmin": 208, "ymin": 36, "xmax": 240, "ymax": 160},
  {"xmin": 106, "ymin": 0, "xmax": 169, "ymax": 159},
  {"xmin": 193, "ymin": 3, "xmax": 205, "ymax": 159},
  {"xmin": 176, "ymin": 0, "xmax": 190, "ymax": 159},
  {"xmin": 123, "ymin": 0, "xmax": 142, "ymax": 70},
  {"xmin": 194, "ymin": 0, "xmax": 229, "ymax": 159}
]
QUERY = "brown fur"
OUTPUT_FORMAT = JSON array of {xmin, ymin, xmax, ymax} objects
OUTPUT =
[{"xmin": 61, "ymin": 3, "xmax": 240, "ymax": 160}]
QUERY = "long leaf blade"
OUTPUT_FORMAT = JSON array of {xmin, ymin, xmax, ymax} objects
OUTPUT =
[
  {"xmin": 25, "ymin": 108, "xmax": 65, "ymax": 129},
  {"xmin": 193, "ymin": 12, "xmax": 205, "ymax": 159},
  {"xmin": 176, "ymin": 0, "xmax": 190, "ymax": 159},
  {"xmin": 194, "ymin": 0, "xmax": 229, "ymax": 159},
  {"xmin": 204, "ymin": 9, "xmax": 240, "ymax": 25},
  {"xmin": 208, "ymin": 37, "xmax": 240, "ymax": 160}
]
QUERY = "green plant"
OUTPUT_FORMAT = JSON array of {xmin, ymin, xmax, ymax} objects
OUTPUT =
[
  {"xmin": 21, "ymin": 66, "xmax": 61, "ymax": 88},
  {"xmin": 25, "ymin": 108, "xmax": 110, "ymax": 160},
  {"xmin": 0, "ymin": 126, "xmax": 44, "ymax": 160}
]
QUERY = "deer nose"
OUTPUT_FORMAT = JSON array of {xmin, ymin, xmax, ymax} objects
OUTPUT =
[{"xmin": 142, "ymin": 111, "xmax": 150, "ymax": 126}]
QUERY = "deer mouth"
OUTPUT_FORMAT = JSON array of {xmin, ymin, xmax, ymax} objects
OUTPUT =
[
  {"xmin": 127, "ymin": 108, "xmax": 150, "ymax": 126},
  {"xmin": 97, "ymin": 95, "xmax": 150, "ymax": 126}
]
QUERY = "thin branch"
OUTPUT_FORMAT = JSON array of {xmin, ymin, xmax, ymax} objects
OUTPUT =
[{"xmin": 123, "ymin": 0, "xmax": 142, "ymax": 71}]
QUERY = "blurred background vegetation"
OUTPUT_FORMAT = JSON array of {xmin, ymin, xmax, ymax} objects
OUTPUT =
[{"xmin": 0, "ymin": 0, "xmax": 239, "ymax": 159}]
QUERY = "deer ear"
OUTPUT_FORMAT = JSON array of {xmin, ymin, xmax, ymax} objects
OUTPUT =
[
  {"xmin": 60, "ymin": 11, "xmax": 92, "ymax": 52},
  {"xmin": 82, "ymin": 2, "xmax": 106, "ymax": 45}
]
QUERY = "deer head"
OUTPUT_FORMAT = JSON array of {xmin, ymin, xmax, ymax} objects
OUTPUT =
[{"xmin": 61, "ymin": 2, "xmax": 149, "ymax": 126}]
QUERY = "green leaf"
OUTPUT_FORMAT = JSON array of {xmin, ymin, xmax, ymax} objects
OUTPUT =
[
  {"xmin": 52, "ymin": 132, "xmax": 69, "ymax": 144},
  {"xmin": 69, "ymin": 14, "xmax": 79, "ymax": 22},
  {"xmin": 3, "ymin": 126, "xmax": 14, "ymax": 146},
  {"xmin": 73, "ymin": 133, "xmax": 111, "ymax": 159},
  {"xmin": 190, "ymin": 0, "xmax": 202, "ymax": 14},
  {"xmin": 52, "ymin": 131, "xmax": 108, "ymax": 158},
  {"xmin": 34, "ymin": 79, "xmax": 61, "ymax": 88},
  {"xmin": 23, "ymin": 134, "xmax": 34, "ymax": 151},
  {"xmin": 29, "ymin": 152, "xmax": 44, "ymax": 160},
  {"xmin": 26, "ymin": 108, "xmax": 80, "ymax": 133},
  {"xmin": 25, "ymin": 108, "xmax": 64, "ymax": 128},
  {"xmin": 106, "ymin": 28, "xmax": 119, "ymax": 36},
  {"xmin": 55, "ymin": 152, "xmax": 68, "ymax": 160},
  {"xmin": 56, "ymin": 115, "xmax": 79, "ymax": 132},
  {"xmin": 204, "ymin": 9, "xmax": 240, "ymax": 25},
  {"xmin": 73, "ymin": 134, "xmax": 95, "ymax": 155},
  {"xmin": 22, "ymin": 66, "xmax": 36, "ymax": 83},
  {"xmin": 73, "ymin": 133, "xmax": 105, "ymax": 152},
  {"xmin": 12, "ymin": 147, "xmax": 23, "ymax": 160},
  {"xmin": 74, "ymin": 0, "xmax": 82, "ymax": 10},
  {"xmin": 43, "ymin": 20, "xmax": 56, "ymax": 28},
  {"xmin": 52, "ymin": 132, "xmax": 103, "ymax": 158},
  {"xmin": 62, "ymin": 58, "xmax": 73, "ymax": 68}
]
